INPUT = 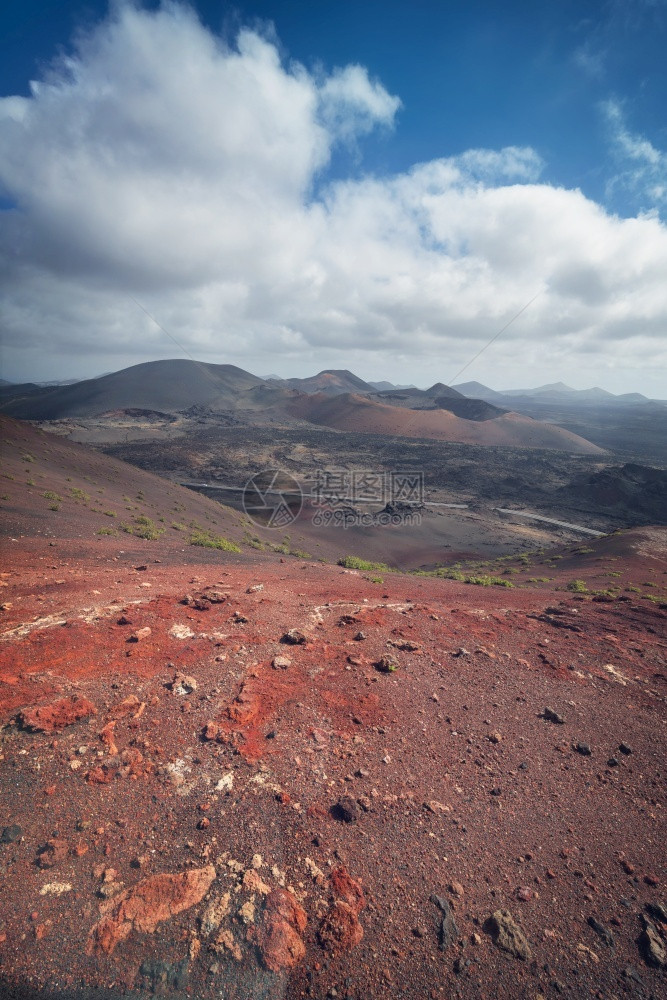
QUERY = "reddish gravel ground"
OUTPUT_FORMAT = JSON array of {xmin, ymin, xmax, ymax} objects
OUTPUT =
[{"xmin": 0, "ymin": 420, "xmax": 666, "ymax": 1000}]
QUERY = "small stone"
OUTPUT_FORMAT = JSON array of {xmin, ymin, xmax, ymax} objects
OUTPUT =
[
  {"xmin": 488, "ymin": 732, "xmax": 502, "ymax": 744},
  {"xmin": 430, "ymin": 895, "xmax": 459, "ymax": 951},
  {"xmin": 448, "ymin": 881, "xmax": 464, "ymax": 898},
  {"xmin": 516, "ymin": 887, "xmax": 533, "ymax": 901},
  {"xmin": 281, "ymin": 629, "xmax": 306, "ymax": 645},
  {"xmin": 171, "ymin": 672, "xmax": 197, "ymax": 695},
  {"xmin": 607, "ymin": 757, "xmax": 619, "ymax": 767},
  {"xmin": 37, "ymin": 839, "xmax": 69, "ymax": 869},
  {"xmin": 375, "ymin": 656, "xmax": 398, "ymax": 673},
  {"xmin": 354, "ymin": 631, "xmax": 367, "ymax": 641},
  {"xmin": 272, "ymin": 656, "xmax": 292, "ymax": 670},
  {"xmin": 587, "ymin": 916, "xmax": 615, "ymax": 948},
  {"xmin": 1, "ymin": 824, "xmax": 22, "ymax": 844},
  {"xmin": 129, "ymin": 627, "xmax": 151, "ymax": 642},
  {"xmin": 452, "ymin": 648, "xmax": 470, "ymax": 658},
  {"xmin": 646, "ymin": 902, "xmax": 667, "ymax": 923},
  {"xmin": 574, "ymin": 742, "xmax": 592, "ymax": 756},
  {"xmin": 619, "ymin": 742, "xmax": 632, "ymax": 755},
  {"xmin": 638, "ymin": 915, "xmax": 666, "ymax": 967},
  {"xmin": 334, "ymin": 795, "xmax": 361, "ymax": 823},
  {"xmin": 484, "ymin": 909, "xmax": 531, "ymax": 960},
  {"xmin": 542, "ymin": 707, "xmax": 565, "ymax": 724}
]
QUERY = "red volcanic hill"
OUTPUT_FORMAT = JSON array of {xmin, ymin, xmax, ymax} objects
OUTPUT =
[
  {"xmin": 288, "ymin": 391, "xmax": 606, "ymax": 454},
  {"xmin": 0, "ymin": 418, "xmax": 666, "ymax": 999},
  {"xmin": 283, "ymin": 369, "xmax": 375, "ymax": 395}
]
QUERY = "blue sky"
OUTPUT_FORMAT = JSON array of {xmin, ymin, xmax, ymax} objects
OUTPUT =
[{"xmin": 1, "ymin": 1, "xmax": 666, "ymax": 393}]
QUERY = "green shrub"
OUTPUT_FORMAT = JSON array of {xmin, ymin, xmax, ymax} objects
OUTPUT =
[
  {"xmin": 121, "ymin": 515, "xmax": 164, "ymax": 540},
  {"xmin": 566, "ymin": 579, "xmax": 589, "ymax": 593},
  {"xmin": 338, "ymin": 555, "xmax": 392, "ymax": 573},
  {"xmin": 189, "ymin": 529, "xmax": 240, "ymax": 552},
  {"xmin": 70, "ymin": 487, "xmax": 90, "ymax": 501},
  {"xmin": 103, "ymin": 510, "xmax": 117, "ymax": 517},
  {"xmin": 97, "ymin": 527, "xmax": 115, "ymax": 536},
  {"xmin": 42, "ymin": 490, "xmax": 62, "ymax": 502},
  {"xmin": 466, "ymin": 575, "xmax": 514, "ymax": 588},
  {"xmin": 22, "ymin": 453, "xmax": 35, "ymax": 463}
]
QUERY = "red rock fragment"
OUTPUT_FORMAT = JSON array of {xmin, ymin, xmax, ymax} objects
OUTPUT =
[
  {"xmin": 99, "ymin": 722, "xmax": 118, "ymax": 756},
  {"xmin": 86, "ymin": 765, "xmax": 113, "ymax": 785},
  {"xmin": 255, "ymin": 888, "xmax": 307, "ymax": 972},
  {"xmin": 318, "ymin": 867, "xmax": 365, "ymax": 955},
  {"xmin": 19, "ymin": 696, "xmax": 97, "ymax": 733},
  {"xmin": 202, "ymin": 721, "xmax": 222, "ymax": 741},
  {"xmin": 107, "ymin": 695, "xmax": 142, "ymax": 720},
  {"xmin": 330, "ymin": 868, "xmax": 365, "ymax": 915},
  {"xmin": 318, "ymin": 901, "xmax": 364, "ymax": 954},
  {"xmin": 37, "ymin": 839, "xmax": 69, "ymax": 869},
  {"xmin": 86, "ymin": 864, "xmax": 216, "ymax": 955}
]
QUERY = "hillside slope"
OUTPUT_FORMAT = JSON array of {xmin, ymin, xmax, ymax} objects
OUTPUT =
[
  {"xmin": 288, "ymin": 392, "xmax": 606, "ymax": 454},
  {"xmin": 0, "ymin": 456, "xmax": 665, "ymax": 999}
]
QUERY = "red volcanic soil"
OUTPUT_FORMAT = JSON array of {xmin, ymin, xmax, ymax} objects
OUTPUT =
[
  {"xmin": 1, "ymin": 423, "xmax": 666, "ymax": 1000},
  {"xmin": 288, "ymin": 392, "xmax": 605, "ymax": 454}
]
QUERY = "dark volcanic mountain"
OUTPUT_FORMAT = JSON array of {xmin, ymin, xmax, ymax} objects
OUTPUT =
[{"xmin": 0, "ymin": 360, "xmax": 266, "ymax": 419}]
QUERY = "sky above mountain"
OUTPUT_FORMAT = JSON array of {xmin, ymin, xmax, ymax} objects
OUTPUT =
[{"xmin": 1, "ymin": 1, "xmax": 666, "ymax": 394}]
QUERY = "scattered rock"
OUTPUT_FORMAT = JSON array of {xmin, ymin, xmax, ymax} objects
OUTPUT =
[
  {"xmin": 86, "ymin": 864, "xmax": 216, "ymax": 955},
  {"xmin": 430, "ymin": 895, "xmax": 459, "ymax": 951},
  {"xmin": 333, "ymin": 795, "xmax": 361, "ymax": 823},
  {"xmin": 638, "ymin": 915, "xmax": 666, "ymax": 967},
  {"xmin": 354, "ymin": 631, "xmax": 367, "ymax": 641},
  {"xmin": 255, "ymin": 888, "xmax": 307, "ymax": 972},
  {"xmin": 646, "ymin": 902, "xmax": 667, "ymax": 924},
  {"xmin": 587, "ymin": 916, "xmax": 615, "ymax": 947},
  {"xmin": 107, "ymin": 695, "xmax": 142, "ymax": 720},
  {"xmin": 452, "ymin": 648, "xmax": 470, "ymax": 658},
  {"xmin": 281, "ymin": 629, "xmax": 306, "ymax": 645},
  {"xmin": 200, "ymin": 892, "xmax": 231, "ymax": 936},
  {"xmin": 1, "ymin": 824, "xmax": 22, "ymax": 844},
  {"xmin": 36, "ymin": 839, "xmax": 69, "ymax": 869},
  {"xmin": 19, "ymin": 696, "xmax": 97, "ymax": 733},
  {"xmin": 619, "ymin": 742, "xmax": 632, "ymax": 756},
  {"xmin": 375, "ymin": 656, "xmax": 398, "ymax": 673},
  {"xmin": 574, "ymin": 742, "xmax": 592, "ymax": 756},
  {"xmin": 484, "ymin": 909, "xmax": 532, "ymax": 960},
  {"xmin": 202, "ymin": 721, "xmax": 222, "ymax": 741},
  {"xmin": 128, "ymin": 627, "xmax": 151, "ymax": 642},
  {"xmin": 272, "ymin": 655, "xmax": 292, "ymax": 670},
  {"xmin": 541, "ymin": 707, "xmax": 565, "ymax": 724},
  {"xmin": 39, "ymin": 882, "xmax": 72, "ymax": 896},
  {"xmin": 318, "ymin": 868, "xmax": 365, "ymax": 956},
  {"xmin": 171, "ymin": 672, "xmax": 197, "ymax": 695},
  {"xmin": 210, "ymin": 927, "xmax": 242, "ymax": 961}
]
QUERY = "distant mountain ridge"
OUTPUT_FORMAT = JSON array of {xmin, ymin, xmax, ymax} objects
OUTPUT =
[
  {"xmin": 454, "ymin": 380, "xmax": 654, "ymax": 404},
  {"xmin": 0, "ymin": 358, "xmax": 605, "ymax": 454}
]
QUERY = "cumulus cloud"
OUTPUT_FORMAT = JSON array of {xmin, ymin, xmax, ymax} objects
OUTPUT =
[{"xmin": 1, "ymin": 2, "xmax": 666, "ymax": 394}]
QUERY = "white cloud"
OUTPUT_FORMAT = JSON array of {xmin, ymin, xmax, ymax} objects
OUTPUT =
[
  {"xmin": 602, "ymin": 99, "xmax": 667, "ymax": 212},
  {"xmin": 0, "ymin": 2, "xmax": 666, "ymax": 396}
]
